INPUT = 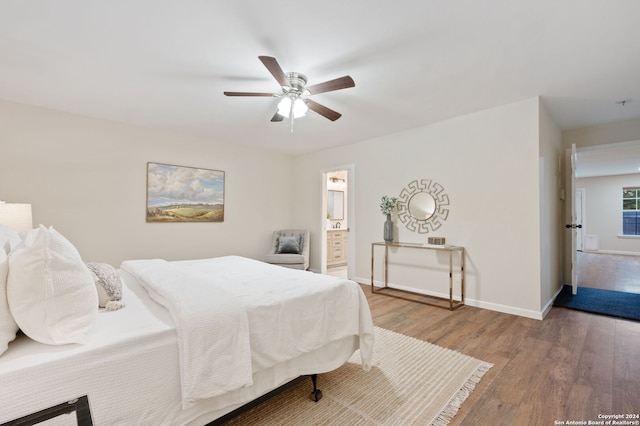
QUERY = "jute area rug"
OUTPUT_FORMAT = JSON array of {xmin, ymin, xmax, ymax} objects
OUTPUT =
[{"xmin": 224, "ymin": 327, "xmax": 493, "ymax": 425}]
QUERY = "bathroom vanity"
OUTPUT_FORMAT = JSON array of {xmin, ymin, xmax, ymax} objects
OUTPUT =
[{"xmin": 327, "ymin": 229, "xmax": 348, "ymax": 267}]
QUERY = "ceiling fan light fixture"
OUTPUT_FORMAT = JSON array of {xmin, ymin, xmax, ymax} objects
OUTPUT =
[
  {"xmin": 293, "ymin": 98, "xmax": 308, "ymax": 117},
  {"xmin": 224, "ymin": 56, "xmax": 354, "ymax": 124},
  {"xmin": 277, "ymin": 97, "xmax": 292, "ymax": 117},
  {"xmin": 277, "ymin": 96, "xmax": 308, "ymax": 118}
]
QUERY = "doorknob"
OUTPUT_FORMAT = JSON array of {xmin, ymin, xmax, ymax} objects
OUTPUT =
[{"xmin": 565, "ymin": 224, "xmax": 583, "ymax": 229}]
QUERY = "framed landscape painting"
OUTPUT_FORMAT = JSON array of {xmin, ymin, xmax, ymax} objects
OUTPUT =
[{"xmin": 146, "ymin": 162, "xmax": 225, "ymax": 223}]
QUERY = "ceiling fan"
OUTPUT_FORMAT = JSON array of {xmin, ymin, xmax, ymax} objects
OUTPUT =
[{"xmin": 224, "ymin": 56, "xmax": 355, "ymax": 126}]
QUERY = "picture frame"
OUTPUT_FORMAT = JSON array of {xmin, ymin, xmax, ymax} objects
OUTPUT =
[{"xmin": 146, "ymin": 162, "xmax": 225, "ymax": 223}]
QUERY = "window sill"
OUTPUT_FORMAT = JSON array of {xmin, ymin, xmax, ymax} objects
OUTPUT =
[{"xmin": 617, "ymin": 234, "xmax": 640, "ymax": 239}]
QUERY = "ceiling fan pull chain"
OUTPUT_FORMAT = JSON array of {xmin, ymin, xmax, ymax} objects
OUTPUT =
[{"xmin": 290, "ymin": 101, "xmax": 295, "ymax": 133}]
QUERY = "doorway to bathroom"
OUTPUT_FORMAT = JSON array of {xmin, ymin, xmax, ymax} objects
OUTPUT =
[{"xmin": 321, "ymin": 166, "xmax": 353, "ymax": 278}]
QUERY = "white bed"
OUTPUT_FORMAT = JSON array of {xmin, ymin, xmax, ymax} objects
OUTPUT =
[{"xmin": 0, "ymin": 256, "xmax": 374, "ymax": 425}]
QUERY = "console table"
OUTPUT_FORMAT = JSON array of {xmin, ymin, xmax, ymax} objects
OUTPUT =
[{"xmin": 370, "ymin": 242, "xmax": 465, "ymax": 310}]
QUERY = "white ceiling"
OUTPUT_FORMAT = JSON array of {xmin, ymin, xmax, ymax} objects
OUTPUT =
[{"xmin": 1, "ymin": 1, "xmax": 640, "ymax": 156}]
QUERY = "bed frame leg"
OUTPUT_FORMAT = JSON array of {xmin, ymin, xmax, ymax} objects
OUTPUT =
[{"xmin": 309, "ymin": 374, "xmax": 323, "ymax": 402}]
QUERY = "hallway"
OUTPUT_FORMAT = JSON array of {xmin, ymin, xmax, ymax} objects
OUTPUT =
[{"xmin": 577, "ymin": 251, "xmax": 640, "ymax": 294}]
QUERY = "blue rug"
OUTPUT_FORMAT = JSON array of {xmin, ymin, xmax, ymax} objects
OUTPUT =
[{"xmin": 553, "ymin": 285, "xmax": 640, "ymax": 321}]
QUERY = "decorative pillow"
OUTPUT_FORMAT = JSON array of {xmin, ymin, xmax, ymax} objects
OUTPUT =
[
  {"xmin": 85, "ymin": 262, "xmax": 125, "ymax": 311},
  {"xmin": 7, "ymin": 225, "xmax": 98, "ymax": 345},
  {"xmin": 277, "ymin": 235, "xmax": 301, "ymax": 254}
]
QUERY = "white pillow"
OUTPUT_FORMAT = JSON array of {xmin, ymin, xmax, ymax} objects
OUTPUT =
[
  {"xmin": 7, "ymin": 225, "xmax": 98, "ymax": 345},
  {"xmin": 0, "ymin": 224, "xmax": 21, "ymax": 356},
  {"xmin": 0, "ymin": 248, "xmax": 19, "ymax": 355},
  {"xmin": 0, "ymin": 224, "xmax": 21, "ymax": 253}
]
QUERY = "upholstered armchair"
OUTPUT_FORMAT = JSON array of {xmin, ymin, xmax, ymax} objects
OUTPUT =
[{"xmin": 265, "ymin": 229, "xmax": 310, "ymax": 270}]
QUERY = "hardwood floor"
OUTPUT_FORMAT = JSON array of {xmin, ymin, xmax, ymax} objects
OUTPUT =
[
  {"xmin": 578, "ymin": 251, "xmax": 640, "ymax": 294},
  {"xmin": 326, "ymin": 265, "xmax": 347, "ymax": 279},
  {"xmin": 363, "ymin": 284, "xmax": 640, "ymax": 425}
]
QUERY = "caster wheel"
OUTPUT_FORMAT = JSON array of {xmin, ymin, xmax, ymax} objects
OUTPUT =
[{"xmin": 311, "ymin": 389, "xmax": 323, "ymax": 402}]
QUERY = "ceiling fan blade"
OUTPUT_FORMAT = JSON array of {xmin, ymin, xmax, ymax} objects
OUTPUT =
[
  {"xmin": 224, "ymin": 91, "xmax": 275, "ymax": 97},
  {"xmin": 271, "ymin": 111, "xmax": 285, "ymax": 122},
  {"xmin": 305, "ymin": 99, "xmax": 342, "ymax": 121},
  {"xmin": 258, "ymin": 56, "xmax": 288, "ymax": 87},
  {"xmin": 306, "ymin": 76, "xmax": 355, "ymax": 95}
]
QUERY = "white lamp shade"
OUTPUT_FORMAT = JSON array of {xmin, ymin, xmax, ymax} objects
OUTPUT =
[
  {"xmin": 277, "ymin": 97, "xmax": 308, "ymax": 118},
  {"xmin": 277, "ymin": 97, "xmax": 292, "ymax": 117},
  {"xmin": 0, "ymin": 203, "xmax": 33, "ymax": 231},
  {"xmin": 292, "ymin": 98, "xmax": 308, "ymax": 118}
]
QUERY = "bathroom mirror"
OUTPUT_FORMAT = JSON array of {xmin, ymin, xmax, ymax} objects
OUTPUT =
[
  {"xmin": 397, "ymin": 179, "xmax": 450, "ymax": 234},
  {"xmin": 408, "ymin": 192, "xmax": 436, "ymax": 220},
  {"xmin": 327, "ymin": 190, "xmax": 344, "ymax": 220}
]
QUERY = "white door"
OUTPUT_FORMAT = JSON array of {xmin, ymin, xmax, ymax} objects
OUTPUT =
[
  {"xmin": 575, "ymin": 188, "xmax": 585, "ymax": 251},
  {"xmin": 570, "ymin": 144, "xmax": 579, "ymax": 295}
]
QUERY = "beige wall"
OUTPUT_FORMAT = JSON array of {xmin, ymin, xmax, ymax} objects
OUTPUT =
[
  {"xmin": 293, "ymin": 97, "xmax": 551, "ymax": 318},
  {"xmin": 0, "ymin": 99, "xmax": 294, "ymax": 266},
  {"xmin": 1, "ymin": 96, "xmax": 567, "ymax": 319},
  {"xmin": 538, "ymin": 100, "xmax": 564, "ymax": 312},
  {"xmin": 576, "ymin": 173, "xmax": 640, "ymax": 254},
  {"xmin": 563, "ymin": 117, "xmax": 640, "ymax": 149}
]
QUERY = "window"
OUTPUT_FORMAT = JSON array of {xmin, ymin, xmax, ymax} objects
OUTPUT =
[{"xmin": 622, "ymin": 188, "xmax": 640, "ymax": 235}]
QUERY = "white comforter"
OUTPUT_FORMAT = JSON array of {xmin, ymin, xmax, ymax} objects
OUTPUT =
[{"xmin": 121, "ymin": 256, "xmax": 374, "ymax": 408}]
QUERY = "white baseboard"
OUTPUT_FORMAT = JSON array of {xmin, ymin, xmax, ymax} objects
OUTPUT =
[
  {"xmin": 541, "ymin": 286, "xmax": 564, "ymax": 319},
  {"xmin": 354, "ymin": 276, "xmax": 545, "ymax": 320},
  {"xmin": 463, "ymin": 299, "xmax": 544, "ymax": 320},
  {"xmin": 584, "ymin": 249, "xmax": 640, "ymax": 257}
]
